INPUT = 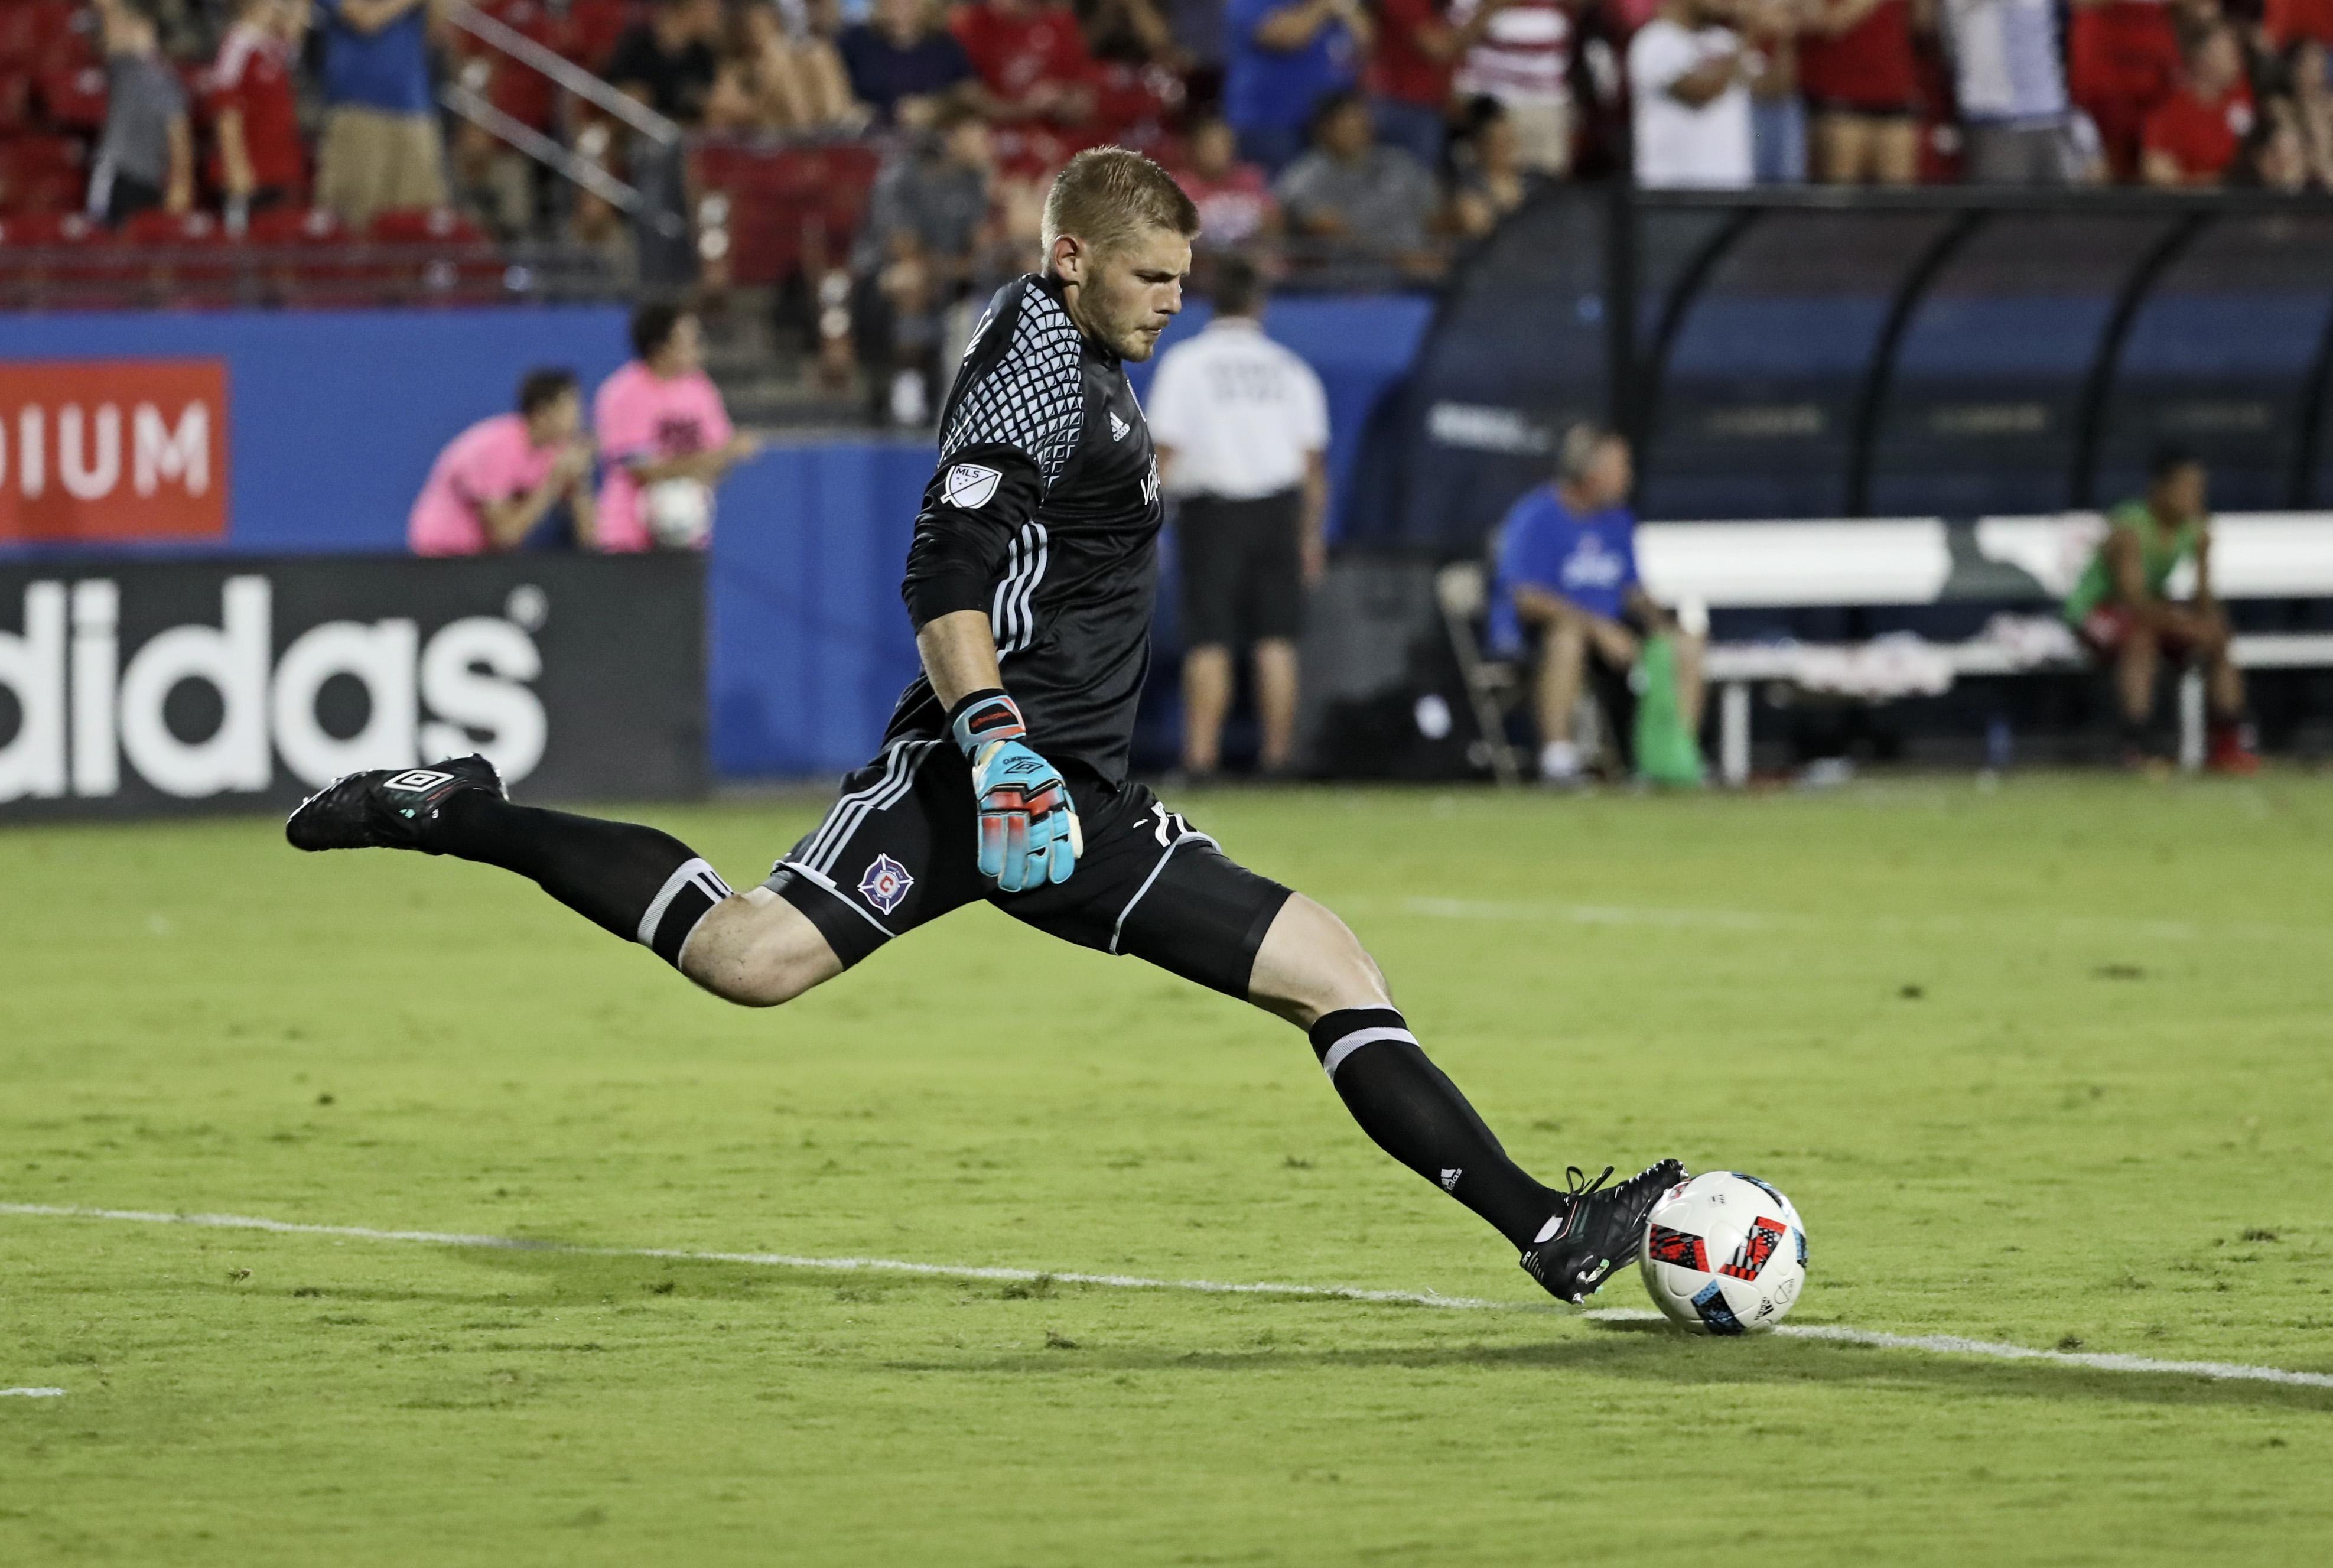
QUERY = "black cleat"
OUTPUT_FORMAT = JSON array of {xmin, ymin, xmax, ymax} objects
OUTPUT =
[
  {"xmin": 1520, "ymin": 1159, "xmax": 1687, "ymax": 1305},
  {"xmin": 285, "ymin": 754, "xmax": 505, "ymax": 853}
]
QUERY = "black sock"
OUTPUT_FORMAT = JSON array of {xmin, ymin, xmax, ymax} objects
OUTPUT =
[
  {"xmin": 428, "ymin": 793, "xmax": 730, "ymax": 968},
  {"xmin": 1309, "ymin": 1007, "xmax": 1560, "ymax": 1251}
]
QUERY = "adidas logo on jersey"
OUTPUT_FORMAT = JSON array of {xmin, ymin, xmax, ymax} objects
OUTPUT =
[
  {"xmin": 1440, "ymin": 1167, "xmax": 1463, "ymax": 1192},
  {"xmin": 1108, "ymin": 411, "xmax": 1130, "ymax": 442}
]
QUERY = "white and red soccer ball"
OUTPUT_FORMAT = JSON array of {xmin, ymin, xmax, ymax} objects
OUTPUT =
[{"xmin": 1638, "ymin": 1171, "xmax": 1808, "ymax": 1334}]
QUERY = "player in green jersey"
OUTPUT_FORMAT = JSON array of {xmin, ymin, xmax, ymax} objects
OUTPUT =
[{"xmin": 2062, "ymin": 447, "xmax": 2259, "ymax": 773}]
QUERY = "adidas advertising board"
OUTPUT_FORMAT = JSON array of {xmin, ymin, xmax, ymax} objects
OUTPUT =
[{"xmin": 0, "ymin": 555, "xmax": 705, "ymax": 819}]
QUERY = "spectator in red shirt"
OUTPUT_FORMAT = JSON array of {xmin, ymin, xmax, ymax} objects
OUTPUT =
[
  {"xmin": 2265, "ymin": 0, "xmax": 2333, "ymax": 50},
  {"xmin": 952, "ymin": 0, "xmax": 1098, "ymax": 126},
  {"xmin": 1369, "ymin": 0, "xmax": 1524, "ymax": 170},
  {"xmin": 1177, "ymin": 112, "xmax": 1281, "ymax": 251},
  {"xmin": 2143, "ymin": 24, "xmax": 2256, "ymax": 184},
  {"xmin": 2068, "ymin": 0, "xmax": 2186, "ymax": 180},
  {"xmin": 207, "ymin": 0, "xmax": 310, "ymax": 222},
  {"xmin": 1800, "ymin": 0, "xmax": 1921, "ymax": 183}
]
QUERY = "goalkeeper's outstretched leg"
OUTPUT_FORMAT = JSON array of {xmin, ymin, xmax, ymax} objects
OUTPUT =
[{"xmin": 285, "ymin": 753, "xmax": 844, "ymax": 1007}]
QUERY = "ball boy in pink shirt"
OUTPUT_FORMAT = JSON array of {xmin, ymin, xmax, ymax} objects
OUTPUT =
[
  {"xmin": 408, "ymin": 369, "xmax": 598, "ymax": 556},
  {"xmin": 592, "ymin": 304, "xmax": 764, "ymax": 552}
]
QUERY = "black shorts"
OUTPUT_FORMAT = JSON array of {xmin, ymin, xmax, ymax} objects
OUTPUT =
[
  {"xmin": 766, "ymin": 741, "xmax": 1294, "ymax": 997},
  {"xmin": 1177, "ymin": 491, "xmax": 1305, "ymax": 650}
]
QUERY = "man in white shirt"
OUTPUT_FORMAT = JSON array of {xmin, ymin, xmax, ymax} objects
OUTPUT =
[
  {"xmin": 1147, "ymin": 254, "xmax": 1332, "ymax": 778},
  {"xmin": 1628, "ymin": 0, "xmax": 1759, "ymax": 188}
]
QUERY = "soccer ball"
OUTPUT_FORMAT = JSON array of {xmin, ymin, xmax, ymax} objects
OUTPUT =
[
  {"xmin": 643, "ymin": 478, "xmax": 714, "ymax": 549},
  {"xmin": 1638, "ymin": 1170, "xmax": 1808, "ymax": 1334}
]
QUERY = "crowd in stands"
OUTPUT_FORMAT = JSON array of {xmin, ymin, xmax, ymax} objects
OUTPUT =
[{"xmin": 2, "ymin": 1, "xmax": 2331, "ymax": 321}]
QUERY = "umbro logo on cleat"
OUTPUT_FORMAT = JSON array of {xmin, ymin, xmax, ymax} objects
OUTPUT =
[
  {"xmin": 383, "ymin": 770, "xmax": 454, "ymax": 793},
  {"xmin": 1108, "ymin": 411, "xmax": 1130, "ymax": 441}
]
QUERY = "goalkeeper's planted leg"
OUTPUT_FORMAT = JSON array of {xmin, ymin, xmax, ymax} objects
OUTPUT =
[{"xmin": 1246, "ymin": 893, "xmax": 1682, "ymax": 1303}]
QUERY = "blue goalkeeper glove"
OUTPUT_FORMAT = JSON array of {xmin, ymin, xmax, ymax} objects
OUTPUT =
[{"xmin": 950, "ymin": 690, "xmax": 1083, "ymax": 893}]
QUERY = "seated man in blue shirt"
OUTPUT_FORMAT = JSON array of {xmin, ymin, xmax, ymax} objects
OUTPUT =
[{"xmin": 1489, "ymin": 424, "xmax": 1704, "ymax": 783}]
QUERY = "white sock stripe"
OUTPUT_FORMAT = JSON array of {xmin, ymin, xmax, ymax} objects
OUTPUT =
[
  {"xmin": 1320, "ymin": 1027, "xmax": 1417, "ymax": 1079},
  {"xmin": 808, "ymin": 741, "xmax": 938, "ymax": 876},
  {"xmin": 636, "ymin": 858, "xmax": 720, "ymax": 949}
]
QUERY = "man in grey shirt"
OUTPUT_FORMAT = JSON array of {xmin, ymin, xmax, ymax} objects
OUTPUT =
[
  {"xmin": 1274, "ymin": 89, "xmax": 1443, "ymax": 287},
  {"xmin": 853, "ymin": 103, "xmax": 998, "ymax": 425},
  {"xmin": 90, "ymin": 0, "xmax": 194, "ymax": 225}
]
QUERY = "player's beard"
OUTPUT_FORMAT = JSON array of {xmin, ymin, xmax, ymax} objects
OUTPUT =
[
  {"xmin": 1086, "ymin": 287, "xmax": 1164, "ymax": 360},
  {"xmin": 1070, "ymin": 252, "xmax": 1176, "ymax": 360}
]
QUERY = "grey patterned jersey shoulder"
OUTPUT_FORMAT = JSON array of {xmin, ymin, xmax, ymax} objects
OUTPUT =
[{"xmin": 939, "ymin": 283, "xmax": 1088, "ymax": 492}]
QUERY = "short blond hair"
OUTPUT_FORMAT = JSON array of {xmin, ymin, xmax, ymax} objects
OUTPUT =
[{"xmin": 1040, "ymin": 147, "xmax": 1201, "ymax": 263}]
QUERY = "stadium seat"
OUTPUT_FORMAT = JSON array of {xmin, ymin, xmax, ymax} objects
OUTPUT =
[
  {"xmin": 689, "ymin": 141, "xmax": 880, "ymax": 288},
  {"xmin": 0, "ymin": 207, "xmax": 103, "ymax": 246},
  {"xmin": 119, "ymin": 207, "xmax": 239, "ymax": 306},
  {"xmin": 466, "ymin": 0, "xmax": 568, "ymax": 131},
  {"xmin": 38, "ymin": 63, "xmax": 106, "ymax": 132},
  {"xmin": 0, "ymin": 72, "xmax": 31, "ymax": 132},
  {"xmin": 0, "ymin": 204, "xmax": 119, "ymax": 310},
  {"xmin": 0, "ymin": 133, "xmax": 84, "ymax": 212},
  {"xmin": 368, "ymin": 206, "xmax": 490, "ymax": 246},
  {"xmin": 363, "ymin": 206, "xmax": 503, "ymax": 305},
  {"xmin": 245, "ymin": 205, "xmax": 347, "ymax": 246},
  {"xmin": 121, "ymin": 209, "xmax": 229, "ymax": 248},
  {"xmin": 223, "ymin": 206, "xmax": 388, "ymax": 308},
  {"xmin": 563, "ymin": 0, "xmax": 642, "ymax": 72},
  {"xmin": 0, "ymin": 6, "xmax": 53, "ymax": 69}
]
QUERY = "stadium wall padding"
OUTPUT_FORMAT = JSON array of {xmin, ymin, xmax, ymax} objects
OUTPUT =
[
  {"xmin": 0, "ymin": 307, "xmax": 636, "ymax": 555},
  {"xmin": 0, "ymin": 299, "xmax": 1431, "ymax": 779}
]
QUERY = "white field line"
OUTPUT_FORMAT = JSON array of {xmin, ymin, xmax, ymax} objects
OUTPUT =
[
  {"xmin": 1377, "ymin": 896, "xmax": 2325, "ymax": 946},
  {"xmin": 6, "ymin": 1202, "xmax": 2332, "ymax": 1391},
  {"xmin": 1, "ymin": 1388, "xmax": 66, "ymax": 1398}
]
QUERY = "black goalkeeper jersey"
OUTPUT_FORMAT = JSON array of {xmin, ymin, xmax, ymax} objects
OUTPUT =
[{"xmin": 892, "ymin": 272, "xmax": 1165, "ymax": 783}]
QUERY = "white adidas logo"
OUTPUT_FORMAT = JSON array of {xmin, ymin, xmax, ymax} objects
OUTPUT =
[
  {"xmin": 1108, "ymin": 411, "xmax": 1130, "ymax": 442},
  {"xmin": 1440, "ymin": 1167, "xmax": 1462, "ymax": 1192}
]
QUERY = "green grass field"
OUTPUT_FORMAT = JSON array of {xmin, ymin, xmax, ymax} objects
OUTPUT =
[{"xmin": 4, "ymin": 774, "xmax": 2331, "ymax": 1564}]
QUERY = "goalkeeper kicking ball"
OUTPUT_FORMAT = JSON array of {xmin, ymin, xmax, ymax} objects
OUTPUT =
[{"xmin": 1639, "ymin": 1171, "xmax": 1808, "ymax": 1334}]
